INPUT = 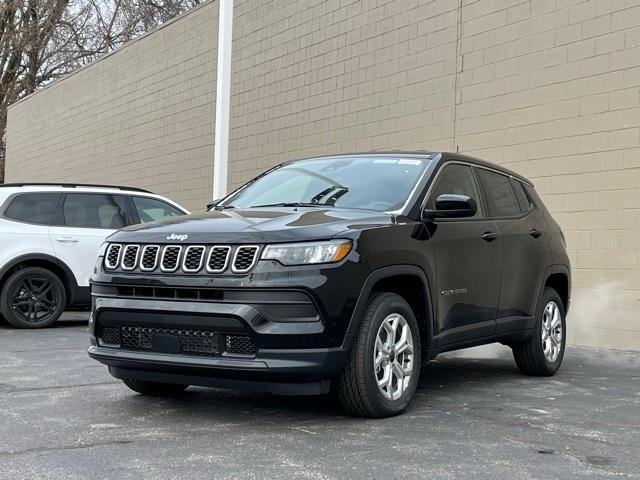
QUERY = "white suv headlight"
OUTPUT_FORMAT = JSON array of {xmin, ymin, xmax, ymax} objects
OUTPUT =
[{"xmin": 261, "ymin": 240, "xmax": 352, "ymax": 266}]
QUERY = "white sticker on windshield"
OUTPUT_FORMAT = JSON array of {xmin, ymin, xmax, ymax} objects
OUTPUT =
[
  {"xmin": 373, "ymin": 159, "xmax": 397, "ymax": 164},
  {"xmin": 398, "ymin": 159, "xmax": 422, "ymax": 165}
]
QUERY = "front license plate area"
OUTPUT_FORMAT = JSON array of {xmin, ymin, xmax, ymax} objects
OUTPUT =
[{"xmin": 151, "ymin": 334, "xmax": 181, "ymax": 354}]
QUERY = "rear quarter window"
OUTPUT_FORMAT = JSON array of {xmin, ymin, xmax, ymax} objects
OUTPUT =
[
  {"xmin": 3, "ymin": 193, "xmax": 61, "ymax": 225},
  {"xmin": 477, "ymin": 169, "xmax": 522, "ymax": 217}
]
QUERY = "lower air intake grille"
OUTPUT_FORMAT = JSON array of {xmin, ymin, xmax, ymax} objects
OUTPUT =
[
  {"xmin": 99, "ymin": 326, "xmax": 121, "ymax": 346},
  {"xmin": 225, "ymin": 335, "xmax": 257, "ymax": 356},
  {"xmin": 120, "ymin": 326, "xmax": 220, "ymax": 356}
]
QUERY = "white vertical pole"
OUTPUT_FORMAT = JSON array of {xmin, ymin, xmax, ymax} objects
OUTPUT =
[{"xmin": 213, "ymin": 0, "xmax": 234, "ymax": 199}]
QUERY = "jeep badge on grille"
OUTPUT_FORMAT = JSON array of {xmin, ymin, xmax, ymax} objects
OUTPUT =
[{"xmin": 166, "ymin": 233, "xmax": 188, "ymax": 241}]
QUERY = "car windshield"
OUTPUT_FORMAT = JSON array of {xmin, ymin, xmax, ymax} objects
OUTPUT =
[{"xmin": 222, "ymin": 156, "xmax": 433, "ymax": 212}]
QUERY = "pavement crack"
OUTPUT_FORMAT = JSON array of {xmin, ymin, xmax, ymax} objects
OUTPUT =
[
  {"xmin": 0, "ymin": 381, "xmax": 119, "ymax": 395},
  {"xmin": 0, "ymin": 440, "xmax": 134, "ymax": 458}
]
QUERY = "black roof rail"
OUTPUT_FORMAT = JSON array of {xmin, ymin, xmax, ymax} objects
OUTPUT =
[{"xmin": 0, "ymin": 183, "xmax": 152, "ymax": 193}]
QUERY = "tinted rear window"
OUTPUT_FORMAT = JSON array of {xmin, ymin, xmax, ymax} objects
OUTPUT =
[
  {"xmin": 3, "ymin": 193, "xmax": 60, "ymax": 225},
  {"xmin": 511, "ymin": 180, "xmax": 532, "ymax": 211},
  {"xmin": 61, "ymin": 194, "xmax": 128, "ymax": 229},
  {"xmin": 477, "ymin": 169, "xmax": 522, "ymax": 217}
]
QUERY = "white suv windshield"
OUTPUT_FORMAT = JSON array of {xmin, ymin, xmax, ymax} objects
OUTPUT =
[{"xmin": 224, "ymin": 156, "xmax": 433, "ymax": 212}]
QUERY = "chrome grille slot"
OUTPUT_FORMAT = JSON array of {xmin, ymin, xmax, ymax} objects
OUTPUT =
[
  {"xmin": 182, "ymin": 246, "xmax": 206, "ymax": 273},
  {"xmin": 161, "ymin": 246, "xmax": 182, "ymax": 272},
  {"xmin": 207, "ymin": 246, "xmax": 231, "ymax": 273},
  {"xmin": 121, "ymin": 245, "xmax": 140, "ymax": 270},
  {"xmin": 140, "ymin": 245, "xmax": 160, "ymax": 271},
  {"xmin": 232, "ymin": 246, "xmax": 259, "ymax": 273},
  {"xmin": 105, "ymin": 244, "xmax": 122, "ymax": 270}
]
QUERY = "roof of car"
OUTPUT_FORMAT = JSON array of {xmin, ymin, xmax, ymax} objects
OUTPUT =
[
  {"xmin": 286, "ymin": 151, "xmax": 532, "ymax": 186},
  {"xmin": 0, "ymin": 183, "xmax": 152, "ymax": 193}
]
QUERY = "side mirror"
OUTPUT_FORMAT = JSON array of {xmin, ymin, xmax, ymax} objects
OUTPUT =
[
  {"xmin": 422, "ymin": 194, "xmax": 477, "ymax": 220},
  {"xmin": 206, "ymin": 199, "xmax": 222, "ymax": 211}
]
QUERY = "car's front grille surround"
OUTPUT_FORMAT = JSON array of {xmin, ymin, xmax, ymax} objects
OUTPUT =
[
  {"xmin": 121, "ymin": 245, "xmax": 140, "ymax": 271},
  {"xmin": 105, "ymin": 244, "xmax": 122, "ymax": 270},
  {"xmin": 104, "ymin": 243, "xmax": 261, "ymax": 275},
  {"xmin": 206, "ymin": 246, "xmax": 231, "ymax": 273},
  {"xmin": 140, "ymin": 245, "xmax": 160, "ymax": 271},
  {"xmin": 232, "ymin": 246, "xmax": 260, "ymax": 273},
  {"xmin": 182, "ymin": 245, "xmax": 206, "ymax": 273},
  {"xmin": 161, "ymin": 246, "xmax": 182, "ymax": 272}
]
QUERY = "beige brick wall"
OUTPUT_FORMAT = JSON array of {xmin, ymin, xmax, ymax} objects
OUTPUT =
[
  {"xmin": 6, "ymin": 0, "xmax": 640, "ymax": 350},
  {"xmin": 6, "ymin": 1, "xmax": 218, "ymax": 209},
  {"xmin": 453, "ymin": 0, "xmax": 640, "ymax": 350}
]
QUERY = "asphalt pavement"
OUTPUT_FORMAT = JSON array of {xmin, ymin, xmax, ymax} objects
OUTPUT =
[{"xmin": 0, "ymin": 312, "xmax": 638, "ymax": 479}]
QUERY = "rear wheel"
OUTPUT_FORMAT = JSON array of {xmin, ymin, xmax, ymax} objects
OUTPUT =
[
  {"xmin": 122, "ymin": 378, "xmax": 189, "ymax": 396},
  {"xmin": 336, "ymin": 292, "xmax": 421, "ymax": 417},
  {"xmin": 0, "ymin": 267, "xmax": 66, "ymax": 328},
  {"xmin": 512, "ymin": 287, "xmax": 566, "ymax": 376}
]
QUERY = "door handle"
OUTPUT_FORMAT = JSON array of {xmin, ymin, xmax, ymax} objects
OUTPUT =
[
  {"xmin": 55, "ymin": 237, "xmax": 79, "ymax": 243},
  {"xmin": 529, "ymin": 228, "xmax": 543, "ymax": 239},
  {"xmin": 481, "ymin": 231, "xmax": 498, "ymax": 242}
]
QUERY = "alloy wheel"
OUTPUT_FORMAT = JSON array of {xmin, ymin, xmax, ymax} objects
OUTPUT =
[
  {"xmin": 541, "ymin": 301, "xmax": 563, "ymax": 363},
  {"xmin": 10, "ymin": 275, "xmax": 61, "ymax": 324},
  {"xmin": 374, "ymin": 313, "xmax": 415, "ymax": 401}
]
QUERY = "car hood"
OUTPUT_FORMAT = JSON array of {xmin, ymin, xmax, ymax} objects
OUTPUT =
[{"xmin": 108, "ymin": 207, "xmax": 395, "ymax": 244}]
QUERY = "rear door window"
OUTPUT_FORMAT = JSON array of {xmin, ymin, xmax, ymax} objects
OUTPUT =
[
  {"xmin": 132, "ymin": 196, "xmax": 184, "ymax": 223},
  {"xmin": 477, "ymin": 169, "xmax": 522, "ymax": 217},
  {"xmin": 3, "ymin": 193, "xmax": 61, "ymax": 225},
  {"xmin": 61, "ymin": 194, "xmax": 128, "ymax": 229}
]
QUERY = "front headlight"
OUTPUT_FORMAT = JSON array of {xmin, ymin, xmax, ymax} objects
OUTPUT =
[{"xmin": 261, "ymin": 239, "xmax": 352, "ymax": 265}]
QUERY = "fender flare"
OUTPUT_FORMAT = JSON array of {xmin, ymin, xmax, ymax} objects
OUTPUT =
[
  {"xmin": 0, "ymin": 253, "xmax": 82, "ymax": 303},
  {"xmin": 535, "ymin": 263, "xmax": 572, "ymax": 313},
  {"xmin": 343, "ymin": 264, "xmax": 435, "ymax": 351}
]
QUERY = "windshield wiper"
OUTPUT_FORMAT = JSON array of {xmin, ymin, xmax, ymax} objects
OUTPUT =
[
  {"xmin": 212, "ymin": 204, "xmax": 236, "ymax": 210},
  {"xmin": 251, "ymin": 202, "xmax": 333, "ymax": 208}
]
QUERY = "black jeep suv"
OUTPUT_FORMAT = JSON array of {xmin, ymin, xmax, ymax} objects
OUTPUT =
[{"xmin": 89, "ymin": 152, "xmax": 570, "ymax": 417}]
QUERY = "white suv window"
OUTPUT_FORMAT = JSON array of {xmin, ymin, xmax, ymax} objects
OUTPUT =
[
  {"xmin": 3, "ymin": 193, "xmax": 60, "ymax": 225},
  {"xmin": 133, "ymin": 196, "xmax": 184, "ymax": 223},
  {"xmin": 61, "ymin": 193, "xmax": 128, "ymax": 229}
]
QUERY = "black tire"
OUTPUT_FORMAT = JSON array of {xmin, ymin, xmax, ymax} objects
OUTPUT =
[
  {"xmin": 0, "ymin": 267, "xmax": 66, "ymax": 328},
  {"xmin": 336, "ymin": 292, "xmax": 421, "ymax": 418},
  {"xmin": 122, "ymin": 378, "xmax": 188, "ymax": 396},
  {"xmin": 512, "ymin": 287, "xmax": 566, "ymax": 376}
]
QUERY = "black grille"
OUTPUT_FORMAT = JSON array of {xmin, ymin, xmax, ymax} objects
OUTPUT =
[
  {"xmin": 225, "ymin": 335, "xmax": 257, "ymax": 356},
  {"xmin": 207, "ymin": 246, "xmax": 230, "ymax": 272},
  {"xmin": 120, "ymin": 326, "xmax": 220, "ymax": 356},
  {"xmin": 161, "ymin": 246, "xmax": 181, "ymax": 271},
  {"xmin": 122, "ymin": 245, "xmax": 140, "ymax": 270},
  {"xmin": 105, "ymin": 244, "xmax": 121, "ymax": 269},
  {"xmin": 233, "ymin": 246, "xmax": 259, "ymax": 273},
  {"xmin": 183, "ymin": 246, "xmax": 205, "ymax": 272},
  {"xmin": 141, "ymin": 246, "xmax": 159, "ymax": 270},
  {"xmin": 99, "ymin": 326, "xmax": 121, "ymax": 346}
]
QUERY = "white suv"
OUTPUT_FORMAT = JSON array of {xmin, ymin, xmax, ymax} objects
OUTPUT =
[{"xmin": 0, "ymin": 183, "xmax": 189, "ymax": 328}]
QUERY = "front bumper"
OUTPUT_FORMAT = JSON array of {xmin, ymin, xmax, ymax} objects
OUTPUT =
[
  {"xmin": 89, "ymin": 289, "xmax": 354, "ymax": 393},
  {"xmin": 89, "ymin": 345, "xmax": 347, "ymax": 395}
]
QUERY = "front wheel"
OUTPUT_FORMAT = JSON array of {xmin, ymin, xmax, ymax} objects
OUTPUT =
[
  {"xmin": 0, "ymin": 267, "xmax": 66, "ymax": 328},
  {"xmin": 336, "ymin": 292, "xmax": 421, "ymax": 417},
  {"xmin": 512, "ymin": 287, "xmax": 566, "ymax": 376}
]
